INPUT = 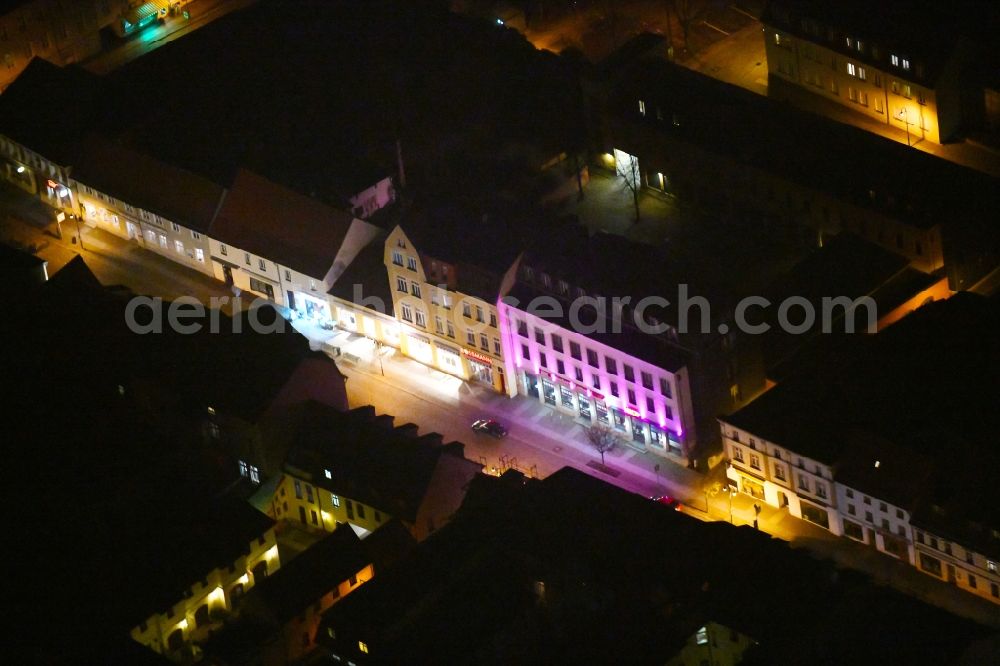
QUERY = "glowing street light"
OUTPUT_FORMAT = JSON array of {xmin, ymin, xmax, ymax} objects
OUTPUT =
[{"xmin": 16, "ymin": 165, "xmax": 25, "ymax": 173}]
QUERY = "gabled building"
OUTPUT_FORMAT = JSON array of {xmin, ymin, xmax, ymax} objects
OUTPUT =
[
  {"xmin": 268, "ymin": 404, "xmax": 483, "ymax": 541},
  {"xmin": 385, "ymin": 216, "xmax": 518, "ymax": 395}
]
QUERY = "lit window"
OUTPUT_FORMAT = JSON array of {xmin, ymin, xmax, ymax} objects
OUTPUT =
[
  {"xmin": 392, "ymin": 250, "xmax": 403, "ymax": 266},
  {"xmin": 258, "ymin": 258, "xmax": 266, "ymax": 271},
  {"xmin": 358, "ymin": 641, "xmax": 369, "ymax": 654},
  {"xmin": 415, "ymin": 310, "xmax": 426, "ymax": 327},
  {"xmin": 902, "ymin": 58, "xmax": 910, "ymax": 70},
  {"xmin": 638, "ymin": 99, "xmax": 646, "ymax": 116},
  {"xmin": 407, "ymin": 256, "xmax": 417, "ymax": 271},
  {"xmin": 174, "ymin": 240, "xmax": 184, "ymax": 254},
  {"xmin": 324, "ymin": 469, "xmax": 332, "ymax": 479},
  {"xmin": 847, "ymin": 62, "xmax": 856, "ymax": 77},
  {"xmin": 891, "ymin": 54, "xmax": 899, "ymax": 67},
  {"xmin": 400, "ymin": 303, "xmax": 412, "ymax": 322},
  {"xmin": 331, "ymin": 494, "xmax": 341, "ymax": 507},
  {"xmin": 696, "ymin": 627, "xmax": 708, "ymax": 645},
  {"xmin": 195, "ymin": 248, "xmax": 204, "ymax": 262}
]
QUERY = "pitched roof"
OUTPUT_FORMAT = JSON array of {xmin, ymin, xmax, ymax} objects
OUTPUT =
[
  {"xmin": 327, "ymin": 236, "xmax": 392, "ymax": 309},
  {"xmin": 210, "ymin": 169, "xmax": 357, "ymax": 279},
  {"xmin": 0, "ymin": 58, "xmax": 103, "ymax": 163},
  {"xmin": 283, "ymin": 404, "xmax": 475, "ymax": 523},
  {"xmin": 69, "ymin": 134, "xmax": 225, "ymax": 233}
]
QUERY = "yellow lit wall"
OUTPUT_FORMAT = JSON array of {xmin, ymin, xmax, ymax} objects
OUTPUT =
[
  {"xmin": 129, "ymin": 527, "xmax": 280, "ymax": 656},
  {"xmin": 271, "ymin": 473, "xmax": 391, "ymax": 535}
]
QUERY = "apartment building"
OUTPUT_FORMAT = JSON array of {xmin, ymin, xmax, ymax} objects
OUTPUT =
[
  {"xmin": 0, "ymin": 0, "xmax": 130, "ymax": 91},
  {"xmin": 596, "ymin": 42, "xmax": 999, "ymax": 290},
  {"xmin": 763, "ymin": 0, "xmax": 982, "ymax": 144},
  {"xmin": 721, "ymin": 293, "xmax": 1000, "ymax": 604}
]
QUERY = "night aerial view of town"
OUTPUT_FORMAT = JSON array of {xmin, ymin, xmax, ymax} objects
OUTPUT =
[{"xmin": 2, "ymin": 0, "xmax": 1000, "ymax": 663}]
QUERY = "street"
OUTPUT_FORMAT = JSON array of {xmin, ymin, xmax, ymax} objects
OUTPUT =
[
  {"xmin": 82, "ymin": 0, "xmax": 260, "ymax": 76},
  {"xmin": 2, "ymin": 182, "xmax": 997, "ymax": 628}
]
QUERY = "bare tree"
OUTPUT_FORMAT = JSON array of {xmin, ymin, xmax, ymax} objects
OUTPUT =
[
  {"xmin": 669, "ymin": 0, "xmax": 708, "ymax": 51},
  {"xmin": 586, "ymin": 424, "xmax": 618, "ymax": 466},
  {"xmin": 616, "ymin": 151, "xmax": 642, "ymax": 222}
]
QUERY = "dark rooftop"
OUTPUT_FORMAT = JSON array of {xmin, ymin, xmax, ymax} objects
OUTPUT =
[
  {"xmin": 283, "ymin": 403, "xmax": 479, "ymax": 523},
  {"xmin": 70, "ymin": 134, "xmax": 225, "ymax": 233},
  {"xmin": 210, "ymin": 169, "xmax": 359, "ymax": 279},
  {"xmin": 316, "ymin": 466, "xmax": 990, "ymax": 664},
  {"xmin": 328, "ymin": 236, "xmax": 393, "ymax": 311}
]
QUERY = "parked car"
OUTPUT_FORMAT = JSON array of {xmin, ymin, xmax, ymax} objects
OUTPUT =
[
  {"xmin": 471, "ymin": 419, "xmax": 508, "ymax": 438},
  {"xmin": 651, "ymin": 495, "xmax": 682, "ymax": 511}
]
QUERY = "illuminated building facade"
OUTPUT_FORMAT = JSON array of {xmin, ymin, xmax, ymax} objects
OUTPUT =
[
  {"xmin": 129, "ymin": 525, "xmax": 280, "ymax": 658},
  {"xmin": 385, "ymin": 224, "xmax": 513, "ymax": 395},
  {"xmin": 0, "ymin": 0, "xmax": 130, "ymax": 92},
  {"xmin": 763, "ymin": 0, "xmax": 978, "ymax": 145}
]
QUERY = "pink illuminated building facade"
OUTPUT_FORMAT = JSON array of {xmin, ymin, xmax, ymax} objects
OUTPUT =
[{"xmin": 497, "ymin": 273, "xmax": 696, "ymax": 460}]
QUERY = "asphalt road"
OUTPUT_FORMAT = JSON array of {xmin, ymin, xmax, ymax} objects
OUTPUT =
[{"xmin": 83, "ymin": 0, "xmax": 260, "ymax": 75}]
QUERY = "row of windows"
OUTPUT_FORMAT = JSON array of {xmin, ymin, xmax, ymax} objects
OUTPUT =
[
  {"xmin": 391, "ymin": 249, "xmax": 418, "ymax": 272},
  {"xmin": 520, "ymin": 342, "xmax": 674, "ymax": 418},
  {"xmin": 514, "ymin": 320, "xmax": 673, "ymax": 397}
]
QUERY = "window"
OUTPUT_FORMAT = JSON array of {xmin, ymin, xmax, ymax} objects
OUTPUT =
[
  {"xmin": 489, "ymin": 313, "xmax": 497, "ymax": 327},
  {"xmin": 732, "ymin": 447, "xmax": 744, "ymax": 463},
  {"xmin": 988, "ymin": 561, "xmax": 998, "ymax": 573},
  {"xmin": 646, "ymin": 397, "xmax": 654, "ymax": 412},
  {"xmin": 396, "ymin": 276, "xmax": 407, "ymax": 293},
  {"xmin": 858, "ymin": 67, "xmax": 866, "ymax": 81},
  {"xmin": 357, "ymin": 504, "xmax": 366, "ymax": 519},
  {"xmin": 847, "ymin": 504, "xmax": 856, "ymax": 516},
  {"xmin": 407, "ymin": 256, "xmax": 417, "ymax": 271},
  {"xmin": 446, "ymin": 321, "xmax": 455, "ymax": 338},
  {"xmin": 749, "ymin": 453, "xmax": 761, "ymax": 470},
  {"xmin": 865, "ymin": 511, "xmax": 873, "ymax": 522},
  {"xmin": 638, "ymin": 99, "xmax": 646, "ymax": 116},
  {"xmin": 294, "ymin": 479, "xmax": 302, "ymax": 499},
  {"xmin": 570, "ymin": 342, "xmax": 581, "ymax": 360},
  {"xmin": 774, "ymin": 465, "xmax": 786, "ymax": 481},
  {"xmin": 816, "ymin": 483, "xmax": 827, "ymax": 499},
  {"xmin": 535, "ymin": 328, "xmax": 545, "ymax": 345},
  {"xmin": 284, "ymin": 269, "xmax": 292, "ymax": 281},
  {"xmin": 410, "ymin": 282, "xmax": 421, "ymax": 298},
  {"xmin": 659, "ymin": 378, "xmax": 672, "ymax": 398},
  {"xmin": 244, "ymin": 252, "xmax": 251, "ymax": 265},
  {"xmin": 171, "ymin": 221, "xmax": 180, "ymax": 232},
  {"xmin": 968, "ymin": 573, "xmax": 977, "ymax": 589},
  {"xmin": 846, "ymin": 488, "xmax": 854, "ymax": 499},
  {"xmin": 847, "ymin": 62, "xmax": 856, "ymax": 77},
  {"xmin": 610, "ymin": 383, "xmax": 619, "ymax": 397},
  {"xmin": 586, "ymin": 349, "xmax": 598, "ymax": 368},
  {"xmin": 902, "ymin": 58, "xmax": 910, "ymax": 70},
  {"xmin": 435, "ymin": 316, "xmax": 444, "ymax": 334},
  {"xmin": 879, "ymin": 502, "xmax": 887, "ymax": 512},
  {"xmin": 475, "ymin": 306, "xmax": 484, "ymax": 323},
  {"xmin": 521, "ymin": 344, "xmax": 530, "ymax": 359},
  {"xmin": 574, "ymin": 366, "xmax": 583, "ymax": 382},
  {"xmin": 591, "ymin": 373, "xmax": 601, "ymax": 389},
  {"xmin": 641, "ymin": 372, "xmax": 653, "ymax": 389},
  {"xmin": 863, "ymin": 496, "xmax": 871, "ymax": 505},
  {"xmin": 442, "ymin": 293, "xmax": 452, "ymax": 309},
  {"xmin": 539, "ymin": 352, "xmax": 548, "ymax": 368},
  {"xmin": 891, "ymin": 54, "xmax": 899, "ymax": 67},
  {"xmin": 627, "ymin": 389, "xmax": 636, "ymax": 405},
  {"xmin": 557, "ymin": 359, "xmax": 565, "ymax": 375},
  {"xmin": 551, "ymin": 334, "xmax": 563, "ymax": 353},
  {"xmin": 174, "ymin": 240, "xmax": 184, "ymax": 254},
  {"xmin": 392, "ymin": 250, "xmax": 403, "ymax": 266},
  {"xmin": 623, "ymin": 365, "xmax": 635, "ymax": 382},
  {"xmin": 798, "ymin": 474, "xmax": 810, "ymax": 491},
  {"xmin": 414, "ymin": 310, "xmax": 426, "ymax": 327},
  {"xmin": 359, "ymin": 641, "xmax": 369, "ymax": 654},
  {"xmin": 480, "ymin": 333, "xmax": 489, "ymax": 350},
  {"xmin": 463, "ymin": 302, "xmax": 472, "ymax": 317},
  {"xmin": 605, "ymin": 357, "xmax": 617, "ymax": 374},
  {"xmin": 493, "ymin": 338, "xmax": 501, "ymax": 355},
  {"xmin": 517, "ymin": 320, "xmax": 528, "ymax": 337},
  {"xmin": 195, "ymin": 248, "xmax": 204, "ymax": 262},
  {"xmin": 467, "ymin": 329, "xmax": 475, "ymax": 345},
  {"xmin": 400, "ymin": 303, "xmax": 412, "ymax": 322},
  {"xmin": 191, "ymin": 230, "xmax": 201, "ymax": 240}
]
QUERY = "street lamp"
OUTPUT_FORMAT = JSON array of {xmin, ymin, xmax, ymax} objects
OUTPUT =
[
  {"xmin": 70, "ymin": 213, "xmax": 85, "ymax": 251},
  {"xmin": 728, "ymin": 486, "xmax": 738, "ymax": 524}
]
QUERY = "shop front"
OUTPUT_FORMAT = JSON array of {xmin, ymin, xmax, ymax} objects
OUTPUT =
[
  {"xmin": 289, "ymin": 290, "xmax": 330, "ymax": 321},
  {"xmin": 462, "ymin": 348, "xmax": 495, "ymax": 386},
  {"xmin": 435, "ymin": 342, "xmax": 463, "ymax": 377}
]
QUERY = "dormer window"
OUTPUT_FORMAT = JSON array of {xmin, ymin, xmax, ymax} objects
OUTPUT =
[
  {"xmin": 638, "ymin": 99, "xmax": 646, "ymax": 116},
  {"xmin": 891, "ymin": 54, "xmax": 899, "ymax": 67}
]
